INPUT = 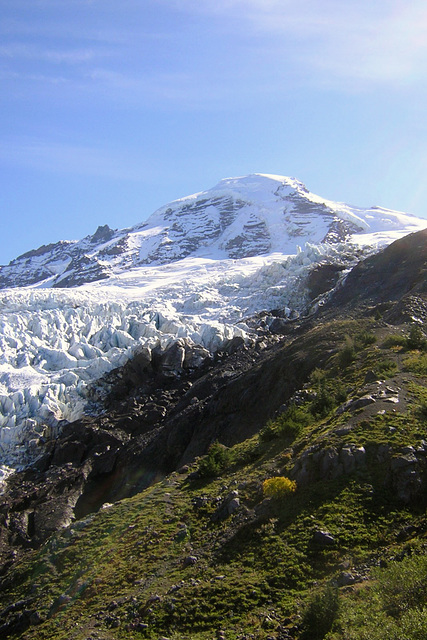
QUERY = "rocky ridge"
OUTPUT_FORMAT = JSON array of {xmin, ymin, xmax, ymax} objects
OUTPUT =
[
  {"xmin": 1, "ymin": 177, "xmax": 425, "ymax": 471},
  {"xmin": 0, "ymin": 229, "xmax": 426, "ymax": 581},
  {"xmin": 1, "ymin": 174, "xmax": 425, "ymax": 289}
]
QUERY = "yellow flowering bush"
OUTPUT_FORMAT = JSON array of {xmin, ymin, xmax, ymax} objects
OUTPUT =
[{"xmin": 263, "ymin": 476, "xmax": 297, "ymax": 499}]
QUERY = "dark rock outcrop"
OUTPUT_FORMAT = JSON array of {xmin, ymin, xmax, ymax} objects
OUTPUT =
[
  {"xmin": 1, "ymin": 229, "xmax": 426, "ymax": 573},
  {"xmin": 329, "ymin": 228, "xmax": 427, "ymax": 308}
]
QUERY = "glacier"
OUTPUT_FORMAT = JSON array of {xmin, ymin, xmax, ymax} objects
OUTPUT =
[
  {"xmin": 0, "ymin": 244, "xmax": 364, "ymax": 468},
  {"xmin": 1, "ymin": 173, "xmax": 425, "ymax": 290},
  {"xmin": 1, "ymin": 174, "xmax": 426, "ymax": 471}
]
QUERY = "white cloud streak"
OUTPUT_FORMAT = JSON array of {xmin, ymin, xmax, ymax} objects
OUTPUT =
[
  {"xmin": 161, "ymin": 0, "xmax": 427, "ymax": 88},
  {"xmin": 2, "ymin": 0, "xmax": 426, "ymax": 113},
  {"xmin": 0, "ymin": 138, "xmax": 156, "ymax": 181},
  {"xmin": 0, "ymin": 43, "xmax": 98, "ymax": 64}
]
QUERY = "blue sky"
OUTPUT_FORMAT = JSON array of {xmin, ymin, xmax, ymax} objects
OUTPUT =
[{"xmin": 1, "ymin": 0, "xmax": 427, "ymax": 264}]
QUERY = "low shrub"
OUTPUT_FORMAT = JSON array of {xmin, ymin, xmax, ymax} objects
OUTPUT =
[
  {"xmin": 416, "ymin": 402, "xmax": 427, "ymax": 420},
  {"xmin": 356, "ymin": 330, "xmax": 377, "ymax": 347},
  {"xmin": 406, "ymin": 324, "xmax": 427, "ymax": 351},
  {"xmin": 277, "ymin": 404, "xmax": 312, "ymax": 437},
  {"xmin": 404, "ymin": 353, "xmax": 427, "ymax": 376},
  {"xmin": 335, "ymin": 384, "xmax": 348, "ymax": 404},
  {"xmin": 374, "ymin": 553, "xmax": 427, "ymax": 618},
  {"xmin": 331, "ymin": 552, "xmax": 427, "ymax": 639},
  {"xmin": 338, "ymin": 335, "xmax": 356, "ymax": 368},
  {"xmin": 376, "ymin": 359, "xmax": 398, "ymax": 377},
  {"xmin": 310, "ymin": 386, "xmax": 336, "ymax": 417},
  {"xmin": 383, "ymin": 326, "xmax": 426, "ymax": 351},
  {"xmin": 300, "ymin": 584, "xmax": 339, "ymax": 640},
  {"xmin": 311, "ymin": 367, "xmax": 326, "ymax": 385},
  {"xmin": 259, "ymin": 405, "xmax": 312, "ymax": 442},
  {"xmin": 259, "ymin": 420, "xmax": 280, "ymax": 442},
  {"xmin": 399, "ymin": 606, "xmax": 427, "ymax": 640},
  {"xmin": 262, "ymin": 476, "xmax": 297, "ymax": 499},
  {"xmin": 198, "ymin": 441, "xmax": 231, "ymax": 478},
  {"xmin": 382, "ymin": 333, "xmax": 407, "ymax": 348},
  {"xmin": 310, "ymin": 376, "xmax": 346, "ymax": 417}
]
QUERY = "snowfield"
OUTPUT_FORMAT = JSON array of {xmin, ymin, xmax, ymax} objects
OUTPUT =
[
  {"xmin": 0, "ymin": 244, "xmax": 362, "ymax": 468},
  {"xmin": 2, "ymin": 174, "xmax": 425, "ymax": 290},
  {"xmin": 1, "ymin": 174, "xmax": 426, "ymax": 470}
]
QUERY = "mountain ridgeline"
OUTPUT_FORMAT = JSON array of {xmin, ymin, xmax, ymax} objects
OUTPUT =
[
  {"xmin": 0, "ymin": 174, "xmax": 425, "ymax": 289},
  {"xmin": 0, "ymin": 177, "xmax": 426, "ymax": 640}
]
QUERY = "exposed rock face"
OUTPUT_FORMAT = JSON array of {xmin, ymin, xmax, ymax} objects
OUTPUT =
[
  {"xmin": 0, "ymin": 463, "xmax": 87, "ymax": 562},
  {"xmin": 0, "ymin": 314, "xmax": 338, "ymax": 566},
  {"xmin": 313, "ymin": 530, "xmax": 335, "ymax": 546},
  {"xmin": 290, "ymin": 443, "xmax": 367, "ymax": 485},
  {"xmin": 289, "ymin": 439, "xmax": 427, "ymax": 503},
  {"xmin": 90, "ymin": 225, "xmax": 115, "ymax": 244},
  {"xmin": 329, "ymin": 228, "xmax": 427, "ymax": 308},
  {"xmin": 0, "ymin": 229, "xmax": 426, "ymax": 573},
  {"xmin": 212, "ymin": 490, "xmax": 240, "ymax": 522},
  {"xmin": 0, "ymin": 597, "xmax": 41, "ymax": 637},
  {"xmin": 1, "ymin": 175, "xmax": 424, "ymax": 289},
  {"xmin": 306, "ymin": 263, "xmax": 346, "ymax": 300},
  {"xmin": 384, "ymin": 295, "xmax": 427, "ymax": 325}
]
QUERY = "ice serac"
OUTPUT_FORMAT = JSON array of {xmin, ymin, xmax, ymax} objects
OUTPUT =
[
  {"xmin": 0, "ymin": 174, "xmax": 426, "ymax": 470},
  {"xmin": 1, "ymin": 174, "xmax": 425, "ymax": 290}
]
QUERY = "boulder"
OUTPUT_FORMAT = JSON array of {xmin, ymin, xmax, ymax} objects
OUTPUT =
[
  {"xmin": 223, "ymin": 336, "xmax": 245, "ymax": 354},
  {"xmin": 159, "ymin": 340, "xmax": 186, "ymax": 372},
  {"xmin": 183, "ymin": 555, "xmax": 198, "ymax": 567},
  {"xmin": 364, "ymin": 370, "xmax": 378, "ymax": 383},
  {"xmin": 337, "ymin": 395, "xmax": 375, "ymax": 415},
  {"xmin": 336, "ymin": 571, "xmax": 358, "ymax": 587},
  {"xmin": 340, "ymin": 447, "xmax": 356, "ymax": 474},
  {"xmin": 313, "ymin": 530, "xmax": 335, "ymax": 546},
  {"xmin": 184, "ymin": 343, "xmax": 210, "ymax": 369},
  {"xmin": 212, "ymin": 491, "xmax": 240, "ymax": 522}
]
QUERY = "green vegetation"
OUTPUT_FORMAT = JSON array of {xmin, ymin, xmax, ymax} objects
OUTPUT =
[
  {"xmin": 405, "ymin": 352, "xmax": 427, "ymax": 376},
  {"xmin": 382, "ymin": 333, "xmax": 408, "ymax": 348},
  {"xmin": 1, "ymin": 319, "xmax": 427, "ymax": 640},
  {"xmin": 333, "ymin": 553, "xmax": 427, "ymax": 640},
  {"xmin": 407, "ymin": 324, "xmax": 427, "ymax": 351},
  {"xmin": 259, "ymin": 405, "xmax": 312, "ymax": 442},
  {"xmin": 310, "ymin": 384, "xmax": 338, "ymax": 417},
  {"xmin": 354, "ymin": 330, "xmax": 377, "ymax": 348},
  {"xmin": 375, "ymin": 358, "xmax": 398, "ymax": 377},
  {"xmin": 382, "ymin": 324, "xmax": 426, "ymax": 352},
  {"xmin": 197, "ymin": 440, "xmax": 232, "ymax": 477},
  {"xmin": 262, "ymin": 476, "xmax": 297, "ymax": 498},
  {"xmin": 338, "ymin": 335, "xmax": 356, "ymax": 368},
  {"xmin": 301, "ymin": 585, "xmax": 339, "ymax": 640}
]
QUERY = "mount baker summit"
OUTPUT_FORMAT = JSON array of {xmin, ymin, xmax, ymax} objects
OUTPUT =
[
  {"xmin": 0, "ymin": 173, "xmax": 425, "ymax": 472},
  {"xmin": 1, "ymin": 174, "xmax": 425, "ymax": 289}
]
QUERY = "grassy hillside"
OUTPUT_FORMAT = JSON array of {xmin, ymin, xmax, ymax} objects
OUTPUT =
[{"xmin": 1, "ymin": 316, "xmax": 427, "ymax": 640}]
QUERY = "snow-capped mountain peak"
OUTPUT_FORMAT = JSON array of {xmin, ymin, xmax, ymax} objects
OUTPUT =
[
  {"xmin": 1, "ymin": 174, "xmax": 425, "ymax": 290},
  {"xmin": 0, "ymin": 174, "xmax": 426, "ymax": 472}
]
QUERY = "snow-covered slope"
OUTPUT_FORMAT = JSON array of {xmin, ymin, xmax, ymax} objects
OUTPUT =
[
  {"xmin": 0, "ymin": 174, "xmax": 425, "ymax": 473},
  {"xmin": 1, "ymin": 174, "xmax": 425, "ymax": 290}
]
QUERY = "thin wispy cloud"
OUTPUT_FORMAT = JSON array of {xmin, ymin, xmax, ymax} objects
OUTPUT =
[
  {"xmin": 0, "ymin": 138, "xmax": 156, "ymax": 182},
  {"xmin": 0, "ymin": 70, "xmax": 70, "ymax": 89},
  {"xmin": 292, "ymin": 3, "xmax": 427, "ymax": 87},
  {"xmin": 1, "ymin": 1, "xmax": 425, "ymax": 120},
  {"xmin": 162, "ymin": 0, "xmax": 427, "ymax": 88},
  {"xmin": 0, "ymin": 6, "xmax": 219, "ymax": 109},
  {"xmin": 85, "ymin": 66, "xmax": 264, "ymax": 110},
  {"xmin": 4, "ymin": 0, "xmax": 427, "ymax": 94},
  {"xmin": 92, "ymin": 67, "xmax": 199, "ymax": 100},
  {"xmin": 0, "ymin": 43, "xmax": 98, "ymax": 65}
]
